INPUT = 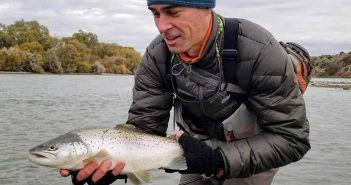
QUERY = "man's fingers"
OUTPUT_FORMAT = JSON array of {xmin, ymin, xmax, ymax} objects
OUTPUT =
[
  {"xmin": 76, "ymin": 161, "xmax": 99, "ymax": 182},
  {"xmin": 59, "ymin": 169, "xmax": 70, "ymax": 177},
  {"xmin": 112, "ymin": 162, "xmax": 126, "ymax": 176},
  {"xmin": 91, "ymin": 159, "xmax": 112, "ymax": 183}
]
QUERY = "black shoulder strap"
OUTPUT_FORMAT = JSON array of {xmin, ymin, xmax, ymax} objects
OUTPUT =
[
  {"xmin": 221, "ymin": 18, "xmax": 247, "ymax": 94},
  {"xmin": 165, "ymin": 50, "xmax": 174, "ymax": 92}
]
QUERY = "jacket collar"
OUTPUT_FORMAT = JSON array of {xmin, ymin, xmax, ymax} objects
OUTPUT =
[{"xmin": 192, "ymin": 11, "xmax": 223, "ymax": 72}]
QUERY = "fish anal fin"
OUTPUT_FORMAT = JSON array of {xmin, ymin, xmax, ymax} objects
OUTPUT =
[
  {"xmin": 127, "ymin": 170, "xmax": 151, "ymax": 185},
  {"xmin": 163, "ymin": 156, "xmax": 187, "ymax": 170}
]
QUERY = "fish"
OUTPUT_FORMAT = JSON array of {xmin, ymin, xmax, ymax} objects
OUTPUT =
[{"xmin": 28, "ymin": 124, "xmax": 187, "ymax": 184}]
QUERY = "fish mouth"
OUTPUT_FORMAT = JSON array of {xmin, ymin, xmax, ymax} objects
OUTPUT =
[
  {"xmin": 28, "ymin": 150, "xmax": 54, "ymax": 162},
  {"xmin": 30, "ymin": 153, "xmax": 48, "ymax": 159}
]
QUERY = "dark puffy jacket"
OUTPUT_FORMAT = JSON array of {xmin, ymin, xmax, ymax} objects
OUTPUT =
[{"xmin": 127, "ymin": 12, "xmax": 310, "ymax": 178}]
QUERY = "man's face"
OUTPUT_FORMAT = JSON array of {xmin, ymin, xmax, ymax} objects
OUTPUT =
[{"xmin": 148, "ymin": 5, "xmax": 212, "ymax": 56}]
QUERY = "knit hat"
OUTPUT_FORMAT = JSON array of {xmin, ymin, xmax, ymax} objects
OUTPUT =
[{"xmin": 147, "ymin": 0, "xmax": 216, "ymax": 9}]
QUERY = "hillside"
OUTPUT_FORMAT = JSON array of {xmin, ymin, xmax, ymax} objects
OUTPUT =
[{"xmin": 311, "ymin": 51, "xmax": 351, "ymax": 78}]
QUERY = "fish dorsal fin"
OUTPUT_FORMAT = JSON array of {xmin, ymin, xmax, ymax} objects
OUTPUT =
[
  {"xmin": 163, "ymin": 156, "xmax": 187, "ymax": 170},
  {"xmin": 115, "ymin": 124, "xmax": 145, "ymax": 134},
  {"xmin": 127, "ymin": 170, "xmax": 151, "ymax": 185}
]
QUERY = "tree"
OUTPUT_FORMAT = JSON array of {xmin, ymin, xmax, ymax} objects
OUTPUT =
[
  {"xmin": 115, "ymin": 47, "xmax": 141, "ymax": 73},
  {"xmin": 19, "ymin": 41, "xmax": 44, "ymax": 55},
  {"xmin": 0, "ymin": 47, "xmax": 24, "ymax": 71},
  {"xmin": 44, "ymin": 50, "xmax": 62, "ymax": 73},
  {"xmin": 76, "ymin": 61, "xmax": 92, "ymax": 73},
  {"xmin": 56, "ymin": 44, "xmax": 80, "ymax": 73},
  {"xmin": 5, "ymin": 20, "xmax": 53, "ymax": 50},
  {"xmin": 324, "ymin": 62, "xmax": 341, "ymax": 76},
  {"xmin": 63, "ymin": 38, "xmax": 92, "ymax": 63},
  {"xmin": 0, "ymin": 48, "xmax": 6, "ymax": 69},
  {"xmin": 0, "ymin": 23, "xmax": 12, "ymax": 48},
  {"xmin": 101, "ymin": 56, "xmax": 129, "ymax": 74},
  {"xmin": 23, "ymin": 52, "xmax": 44, "ymax": 73},
  {"xmin": 96, "ymin": 43, "xmax": 120, "ymax": 58},
  {"xmin": 72, "ymin": 30, "xmax": 98, "ymax": 49},
  {"xmin": 92, "ymin": 61, "xmax": 105, "ymax": 74}
]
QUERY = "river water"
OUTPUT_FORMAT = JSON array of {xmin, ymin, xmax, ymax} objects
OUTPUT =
[{"xmin": 0, "ymin": 74, "xmax": 350, "ymax": 185}]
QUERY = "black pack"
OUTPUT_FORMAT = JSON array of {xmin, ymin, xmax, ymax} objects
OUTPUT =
[{"xmin": 222, "ymin": 18, "xmax": 313, "ymax": 95}]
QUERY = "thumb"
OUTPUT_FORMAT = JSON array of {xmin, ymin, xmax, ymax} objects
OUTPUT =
[
  {"xmin": 175, "ymin": 131, "xmax": 184, "ymax": 139},
  {"xmin": 59, "ymin": 169, "xmax": 71, "ymax": 177}
]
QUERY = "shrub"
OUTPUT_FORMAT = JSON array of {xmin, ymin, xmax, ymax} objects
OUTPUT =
[
  {"xmin": 0, "ymin": 47, "xmax": 24, "ymax": 71},
  {"xmin": 114, "ymin": 64, "xmax": 130, "ymax": 74},
  {"xmin": 324, "ymin": 62, "xmax": 341, "ymax": 76},
  {"xmin": 92, "ymin": 61, "xmax": 105, "ymax": 74},
  {"xmin": 76, "ymin": 61, "xmax": 92, "ymax": 73},
  {"xmin": 44, "ymin": 50, "xmax": 62, "ymax": 73},
  {"xmin": 19, "ymin": 41, "xmax": 44, "ymax": 55},
  {"xmin": 23, "ymin": 52, "xmax": 44, "ymax": 73},
  {"xmin": 56, "ymin": 44, "xmax": 80, "ymax": 73}
]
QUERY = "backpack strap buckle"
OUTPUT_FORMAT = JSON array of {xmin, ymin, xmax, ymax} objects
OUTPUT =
[{"xmin": 221, "ymin": 49, "xmax": 238, "ymax": 62}]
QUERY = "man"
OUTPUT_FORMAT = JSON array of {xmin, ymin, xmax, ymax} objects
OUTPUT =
[{"xmin": 60, "ymin": 0, "xmax": 311, "ymax": 184}]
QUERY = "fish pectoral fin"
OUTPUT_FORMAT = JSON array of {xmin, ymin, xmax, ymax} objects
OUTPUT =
[
  {"xmin": 94, "ymin": 149, "xmax": 109, "ymax": 159},
  {"xmin": 82, "ymin": 149, "xmax": 109, "ymax": 164},
  {"xmin": 127, "ymin": 170, "xmax": 151, "ymax": 185},
  {"xmin": 164, "ymin": 156, "xmax": 187, "ymax": 170}
]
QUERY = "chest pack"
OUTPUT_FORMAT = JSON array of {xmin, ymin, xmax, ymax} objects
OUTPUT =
[{"xmin": 223, "ymin": 18, "xmax": 314, "ymax": 95}]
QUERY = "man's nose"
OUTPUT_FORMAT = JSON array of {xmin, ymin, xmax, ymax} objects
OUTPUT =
[{"xmin": 156, "ymin": 15, "xmax": 172, "ymax": 33}]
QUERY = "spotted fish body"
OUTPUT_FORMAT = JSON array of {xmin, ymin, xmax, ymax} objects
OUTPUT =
[{"xmin": 28, "ymin": 124, "xmax": 186, "ymax": 184}]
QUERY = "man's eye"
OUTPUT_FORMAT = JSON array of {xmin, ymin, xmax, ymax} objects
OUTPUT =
[
  {"xmin": 168, "ymin": 11, "xmax": 179, "ymax": 16},
  {"xmin": 151, "ymin": 12, "xmax": 160, "ymax": 17}
]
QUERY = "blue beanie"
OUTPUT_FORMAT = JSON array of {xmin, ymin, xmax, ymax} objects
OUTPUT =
[{"xmin": 147, "ymin": 0, "xmax": 216, "ymax": 9}]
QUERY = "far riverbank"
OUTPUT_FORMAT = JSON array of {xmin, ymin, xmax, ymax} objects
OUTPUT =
[{"xmin": 1, "ymin": 72, "xmax": 350, "ymax": 90}]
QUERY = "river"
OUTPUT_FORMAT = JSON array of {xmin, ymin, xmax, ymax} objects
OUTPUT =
[{"xmin": 0, "ymin": 74, "xmax": 350, "ymax": 185}]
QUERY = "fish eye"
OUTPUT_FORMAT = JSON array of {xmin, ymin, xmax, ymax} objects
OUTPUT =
[{"xmin": 48, "ymin": 144, "xmax": 57, "ymax": 151}]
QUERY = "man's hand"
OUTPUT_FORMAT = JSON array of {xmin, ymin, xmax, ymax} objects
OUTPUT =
[
  {"xmin": 175, "ymin": 131, "xmax": 226, "ymax": 179},
  {"xmin": 59, "ymin": 159, "xmax": 126, "ymax": 184}
]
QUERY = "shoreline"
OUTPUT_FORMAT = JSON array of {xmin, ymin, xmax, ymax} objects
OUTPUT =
[
  {"xmin": 0, "ymin": 71, "xmax": 131, "ymax": 76},
  {"xmin": 310, "ymin": 83, "xmax": 351, "ymax": 90},
  {"xmin": 1, "ymin": 71, "xmax": 349, "ymax": 90}
]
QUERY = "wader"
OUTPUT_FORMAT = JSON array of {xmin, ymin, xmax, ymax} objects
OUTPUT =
[{"xmin": 179, "ymin": 169, "xmax": 278, "ymax": 185}]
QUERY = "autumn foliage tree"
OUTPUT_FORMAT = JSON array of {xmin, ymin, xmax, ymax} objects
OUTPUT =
[{"xmin": 0, "ymin": 19, "xmax": 141, "ymax": 74}]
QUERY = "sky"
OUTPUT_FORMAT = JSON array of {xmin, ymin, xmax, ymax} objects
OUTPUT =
[{"xmin": 0, "ymin": 0, "xmax": 350, "ymax": 56}]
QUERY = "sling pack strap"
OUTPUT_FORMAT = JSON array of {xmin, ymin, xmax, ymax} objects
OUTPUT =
[
  {"xmin": 221, "ymin": 18, "xmax": 247, "ymax": 94},
  {"xmin": 163, "ymin": 18, "xmax": 247, "ymax": 95}
]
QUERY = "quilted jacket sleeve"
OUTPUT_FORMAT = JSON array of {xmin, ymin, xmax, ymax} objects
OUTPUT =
[
  {"xmin": 220, "ymin": 20, "xmax": 310, "ymax": 178},
  {"xmin": 126, "ymin": 37, "xmax": 173, "ymax": 137}
]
